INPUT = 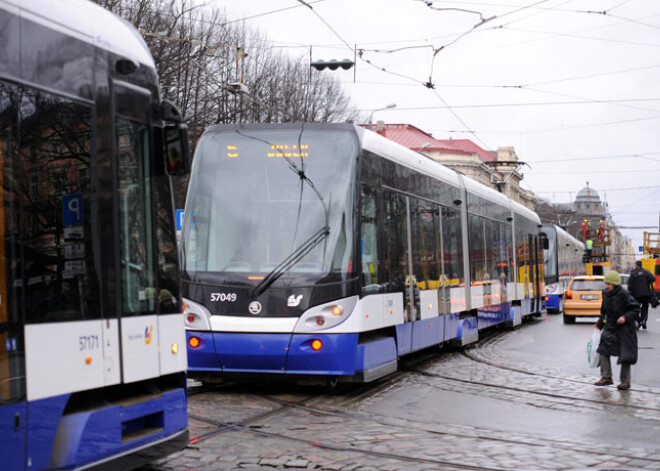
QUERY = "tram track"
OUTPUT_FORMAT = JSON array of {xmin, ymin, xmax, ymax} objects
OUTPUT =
[
  {"xmin": 186, "ymin": 374, "xmax": 660, "ymax": 468},
  {"xmin": 187, "ymin": 407, "xmax": 509, "ymax": 471},
  {"xmin": 179, "ymin": 324, "xmax": 660, "ymax": 470},
  {"xmin": 411, "ymin": 365, "xmax": 660, "ymax": 414},
  {"xmin": 260, "ymin": 390, "xmax": 660, "ymax": 465}
]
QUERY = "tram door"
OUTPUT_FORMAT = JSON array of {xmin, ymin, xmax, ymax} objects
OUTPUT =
[
  {"xmin": 531, "ymin": 235, "xmax": 543, "ymax": 313},
  {"xmin": 382, "ymin": 191, "xmax": 415, "ymax": 352},
  {"xmin": 0, "ymin": 80, "xmax": 27, "ymax": 471},
  {"xmin": 113, "ymin": 80, "xmax": 162, "ymax": 383}
]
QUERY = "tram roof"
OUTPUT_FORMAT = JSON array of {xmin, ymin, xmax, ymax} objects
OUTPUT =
[
  {"xmin": 1, "ymin": 0, "xmax": 154, "ymax": 68},
  {"xmin": 360, "ymin": 127, "xmax": 540, "ymax": 223},
  {"xmin": 359, "ymin": 126, "xmax": 461, "ymax": 188},
  {"xmin": 543, "ymin": 223, "xmax": 583, "ymax": 246}
]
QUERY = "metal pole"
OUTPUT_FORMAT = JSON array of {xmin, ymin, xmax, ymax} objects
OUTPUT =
[
  {"xmin": 309, "ymin": 45, "xmax": 312, "ymax": 87},
  {"xmin": 353, "ymin": 44, "xmax": 357, "ymax": 83}
]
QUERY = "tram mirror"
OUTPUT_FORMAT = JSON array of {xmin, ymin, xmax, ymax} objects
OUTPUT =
[
  {"xmin": 160, "ymin": 99, "xmax": 183, "ymax": 123},
  {"xmin": 165, "ymin": 124, "xmax": 191, "ymax": 176},
  {"xmin": 542, "ymin": 238, "xmax": 549, "ymax": 250}
]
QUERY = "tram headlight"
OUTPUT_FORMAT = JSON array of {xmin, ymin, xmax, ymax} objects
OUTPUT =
[
  {"xmin": 182, "ymin": 297, "xmax": 212, "ymax": 331},
  {"xmin": 545, "ymin": 283, "xmax": 559, "ymax": 295},
  {"xmin": 294, "ymin": 296, "xmax": 358, "ymax": 333}
]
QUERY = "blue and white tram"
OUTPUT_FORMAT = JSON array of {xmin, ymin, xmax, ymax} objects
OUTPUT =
[
  {"xmin": 0, "ymin": 1, "xmax": 191, "ymax": 470},
  {"xmin": 180, "ymin": 123, "xmax": 545, "ymax": 384},
  {"xmin": 541, "ymin": 224, "xmax": 585, "ymax": 313}
]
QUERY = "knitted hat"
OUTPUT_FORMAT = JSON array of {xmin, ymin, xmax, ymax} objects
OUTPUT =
[
  {"xmin": 160, "ymin": 289, "xmax": 173, "ymax": 303},
  {"xmin": 604, "ymin": 271, "xmax": 621, "ymax": 285}
]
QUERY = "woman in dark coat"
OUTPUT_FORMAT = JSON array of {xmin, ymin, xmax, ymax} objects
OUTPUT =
[{"xmin": 595, "ymin": 270, "xmax": 640, "ymax": 390}]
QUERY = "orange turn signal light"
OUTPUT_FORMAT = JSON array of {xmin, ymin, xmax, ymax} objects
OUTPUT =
[
  {"xmin": 189, "ymin": 336, "xmax": 200, "ymax": 348},
  {"xmin": 331, "ymin": 305, "xmax": 342, "ymax": 316},
  {"xmin": 311, "ymin": 339, "xmax": 322, "ymax": 351}
]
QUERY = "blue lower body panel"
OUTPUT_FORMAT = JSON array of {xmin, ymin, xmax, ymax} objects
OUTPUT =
[
  {"xmin": 444, "ymin": 312, "xmax": 461, "ymax": 341},
  {"xmin": 188, "ymin": 331, "xmax": 362, "ymax": 376},
  {"xmin": 1, "ymin": 402, "xmax": 26, "ymax": 471},
  {"xmin": 395, "ymin": 323, "xmax": 413, "ymax": 355},
  {"xmin": 34, "ymin": 389, "xmax": 187, "ymax": 470},
  {"xmin": 478, "ymin": 302, "xmax": 511, "ymax": 329},
  {"xmin": 546, "ymin": 294, "xmax": 560, "ymax": 311},
  {"xmin": 214, "ymin": 332, "xmax": 290, "ymax": 373},
  {"xmin": 287, "ymin": 333, "xmax": 359, "ymax": 375},
  {"xmin": 355, "ymin": 337, "xmax": 397, "ymax": 372},
  {"xmin": 187, "ymin": 330, "xmax": 400, "ymax": 380},
  {"xmin": 186, "ymin": 331, "xmax": 221, "ymax": 372},
  {"xmin": 412, "ymin": 317, "xmax": 443, "ymax": 351},
  {"xmin": 457, "ymin": 316, "xmax": 478, "ymax": 341}
]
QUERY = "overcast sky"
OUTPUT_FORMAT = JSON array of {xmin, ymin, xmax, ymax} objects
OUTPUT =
[{"xmin": 212, "ymin": 0, "xmax": 659, "ymax": 252}]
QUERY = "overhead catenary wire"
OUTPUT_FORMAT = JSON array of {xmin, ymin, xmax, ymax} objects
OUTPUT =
[{"xmin": 535, "ymin": 185, "xmax": 660, "ymax": 194}]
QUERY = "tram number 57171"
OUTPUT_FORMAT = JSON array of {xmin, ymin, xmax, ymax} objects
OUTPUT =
[
  {"xmin": 79, "ymin": 335, "xmax": 99, "ymax": 351},
  {"xmin": 210, "ymin": 293, "xmax": 237, "ymax": 302}
]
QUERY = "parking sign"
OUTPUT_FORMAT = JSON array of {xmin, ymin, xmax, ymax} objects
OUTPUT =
[{"xmin": 62, "ymin": 193, "xmax": 83, "ymax": 226}]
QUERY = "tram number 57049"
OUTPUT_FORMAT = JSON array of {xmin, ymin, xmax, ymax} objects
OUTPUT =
[{"xmin": 210, "ymin": 293, "xmax": 237, "ymax": 302}]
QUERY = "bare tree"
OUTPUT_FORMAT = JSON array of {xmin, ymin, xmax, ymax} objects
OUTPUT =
[
  {"xmin": 94, "ymin": 0, "xmax": 361, "ymax": 130},
  {"xmin": 93, "ymin": 0, "xmax": 362, "ymax": 204}
]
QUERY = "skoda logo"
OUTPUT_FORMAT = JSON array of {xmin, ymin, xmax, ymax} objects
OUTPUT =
[{"xmin": 248, "ymin": 301, "xmax": 262, "ymax": 315}]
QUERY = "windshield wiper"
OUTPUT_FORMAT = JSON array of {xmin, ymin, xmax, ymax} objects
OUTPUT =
[{"xmin": 249, "ymin": 225, "xmax": 330, "ymax": 298}]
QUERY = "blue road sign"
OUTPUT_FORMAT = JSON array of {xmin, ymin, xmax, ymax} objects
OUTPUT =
[
  {"xmin": 176, "ymin": 209, "xmax": 185, "ymax": 230},
  {"xmin": 62, "ymin": 193, "xmax": 83, "ymax": 226}
]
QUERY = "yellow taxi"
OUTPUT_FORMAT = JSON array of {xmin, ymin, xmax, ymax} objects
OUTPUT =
[{"xmin": 563, "ymin": 275, "xmax": 605, "ymax": 324}]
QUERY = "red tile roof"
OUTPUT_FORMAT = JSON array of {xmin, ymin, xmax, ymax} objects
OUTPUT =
[
  {"xmin": 362, "ymin": 123, "xmax": 472, "ymax": 155},
  {"xmin": 436, "ymin": 138, "xmax": 496, "ymax": 162}
]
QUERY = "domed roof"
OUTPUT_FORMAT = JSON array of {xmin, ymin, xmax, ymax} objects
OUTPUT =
[{"xmin": 575, "ymin": 185, "xmax": 600, "ymax": 203}]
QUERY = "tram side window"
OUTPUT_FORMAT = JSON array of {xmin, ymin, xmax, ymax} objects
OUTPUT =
[
  {"xmin": 381, "ymin": 191, "xmax": 408, "ymax": 295},
  {"xmin": 410, "ymin": 199, "xmax": 440, "ymax": 290},
  {"xmin": 20, "ymin": 87, "xmax": 100, "ymax": 323},
  {"xmin": 516, "ymin": 229, "xmax": 529, "ymax": 285},
  {"xmin": 497, "ymin": 222, "xmax": 512, "ymax": 284},
  {"xmin": 0, "ymin": 81, "xmax": 24, "ymax": 401},
  {"xmin": 469, "ymin": 214, "xmax": 487, "ymax": 284},
  {"xmin": 360, "ymin": 185, "xmax": 379, "ymax": 294},
  {"xmin": 117, "ymin": 118, "xmax": 156, "ymax": 315},
  {"xmin": 441, "ymin": 206, "xmax": 463, "ymax": 286}
]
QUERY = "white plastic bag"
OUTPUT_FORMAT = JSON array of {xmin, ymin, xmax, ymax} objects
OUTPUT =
[{"xmin": 587, "ymin": 329, "xmax": 601, "ymax": 368}]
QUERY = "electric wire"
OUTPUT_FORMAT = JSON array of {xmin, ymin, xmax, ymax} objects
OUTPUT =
[{"xmin": 534, "ymin": 185, "xmax": 660, "ymax": 193}]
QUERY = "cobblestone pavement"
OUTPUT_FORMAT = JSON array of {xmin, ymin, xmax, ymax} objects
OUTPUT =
[{"xmin": 142, "ymin": 323, "xmax": 660, "ymax": 471}]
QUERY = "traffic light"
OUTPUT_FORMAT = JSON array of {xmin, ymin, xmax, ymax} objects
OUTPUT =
[{"xmin": 310, "ymin": 59, "xmax": 354, "ymax": 71}]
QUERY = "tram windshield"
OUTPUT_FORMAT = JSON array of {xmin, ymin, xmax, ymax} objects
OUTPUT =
[
  {"xmin": 182, "ymin": 127, "xmax": 357, "ymax": 285},
  {"xmin": 543, "ymin": 228, "xmax": 557, "ymax": 282}
]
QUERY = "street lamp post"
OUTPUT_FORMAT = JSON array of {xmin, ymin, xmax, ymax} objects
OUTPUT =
[{"xmin": 368, "ymin": 103, "xmax": 396, "ymax": 129}]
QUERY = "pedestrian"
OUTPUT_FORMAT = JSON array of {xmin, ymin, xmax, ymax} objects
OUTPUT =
[
  {"xmin": 629, "ymin": 260, "xmax": 656, "ymax": 329},
  {"xmin": 594, "ymin": 271, "xmax": 640, "ymax": 390}
]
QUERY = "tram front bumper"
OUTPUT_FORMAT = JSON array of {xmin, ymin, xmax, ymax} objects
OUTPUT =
[{"xmin": 186, "ymin": 331, "xmax": 359, "ymax": 376}]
